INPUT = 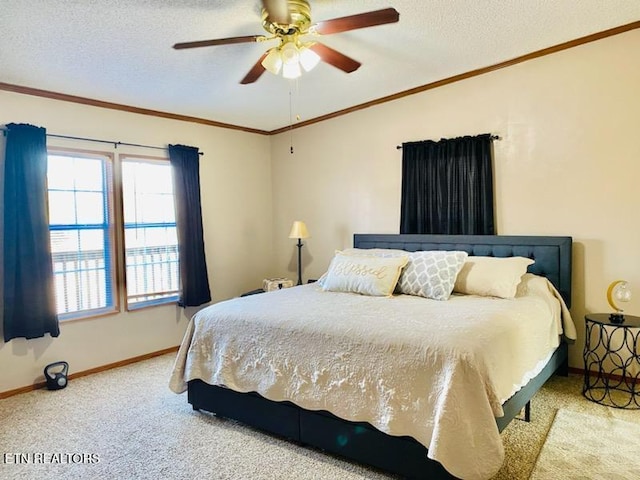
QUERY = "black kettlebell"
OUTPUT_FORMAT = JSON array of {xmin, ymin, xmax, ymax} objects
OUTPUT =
[{"xmin": 44, "ymin": 361, "xmax": 69, "ymax": 390}]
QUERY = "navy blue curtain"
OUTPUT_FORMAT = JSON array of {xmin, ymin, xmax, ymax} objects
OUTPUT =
[
  {"xmin": 2, "ymin": 123, "xmax": 59, "ymax": 341},
  {"xmin": 400, "ymin": 133, "xmax": 495, "ymax": 235},
  {"xmin": 168, "ymin": 144, "xmax": 211, "ymax": 307}
]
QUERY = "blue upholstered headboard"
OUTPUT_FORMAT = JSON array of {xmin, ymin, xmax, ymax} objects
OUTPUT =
[{"xmin": 353, "ymin": 234, "xmax": 572, "ymax": 308}]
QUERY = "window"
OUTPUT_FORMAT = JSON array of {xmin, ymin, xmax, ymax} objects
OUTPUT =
[
  {"xmin": 47, "ymin": 151, "xmax": 117, "ymax": 320},
  {"xmin": 121, "ymin": 156, "xmax": 179, "ymax": 309},
  {"xmin": 46, "ymin": 150, "xmax": 180, "ymax": 320}
]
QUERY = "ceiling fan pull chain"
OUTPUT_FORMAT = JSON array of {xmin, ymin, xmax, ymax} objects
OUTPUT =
[
  {"xmin": 289, "ymin": 78, "xmax": 302, "ymax": 154},
  {"xmin": 289, "ymin": 87, "xmax": 294, "ymax": 154}
]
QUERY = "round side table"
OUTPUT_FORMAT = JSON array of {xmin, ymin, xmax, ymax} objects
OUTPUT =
[{"xmin": 583, "ymin": 313, "xmax": 640, "ymax": 409}]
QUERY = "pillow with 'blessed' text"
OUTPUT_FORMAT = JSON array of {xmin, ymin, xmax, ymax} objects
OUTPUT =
[{"xmin": 321, "ymin": 252, "xmax": 408, "ymax": 297}]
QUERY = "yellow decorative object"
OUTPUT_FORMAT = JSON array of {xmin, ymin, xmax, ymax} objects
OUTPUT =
[
  {"xmin": 606, "ymin": 280, "xmax": 632, "ymax": 323},
  {"xmin": 263, "ymin": 278, "xmax": 294, "ymax": 292}
]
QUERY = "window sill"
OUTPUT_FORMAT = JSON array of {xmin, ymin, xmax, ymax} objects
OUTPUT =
[
  {"xmin": 126, "ymin": 296, "xmax": 179, "ymax": 312},
  {"xmin": 59, "ymin": 307, "xmax": 120, "ymax": 323}
]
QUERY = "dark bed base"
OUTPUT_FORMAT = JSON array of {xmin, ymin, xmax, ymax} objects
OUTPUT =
[
  {"xmin": 188, "ymin": 343, "xmax": 568, "ymax": 479},
  {"xmin": 187, "ymin": 234, "xmax": 573, "ymax": 479}
]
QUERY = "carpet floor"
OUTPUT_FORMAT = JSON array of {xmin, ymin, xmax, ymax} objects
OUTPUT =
[
  {"xmin": 530, "ymin": 409, "xmax": 640, "ymax": 479},
  {"xmin": 1, "ymin": 354, "xmax": 639, "ymax": 479}
]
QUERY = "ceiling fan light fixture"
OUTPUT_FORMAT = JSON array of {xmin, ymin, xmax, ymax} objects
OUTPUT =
[
  {"xmin": 282, "ymin": 60, "xmax": 302, "ymax": 79},
  {"xmin": 174, "ymin": 3, "xmax": 400, "ymax": 85},
  {"xmin": 299, "ymin": 45, "xmax": 320, "ymax": 72},
  {"xmin": 280, "ymin": 41, "xmax": 300, "ymax": 65},
  {"xmin": 262, "ymin": 48, "xmax": 283, "ymax": 74}
]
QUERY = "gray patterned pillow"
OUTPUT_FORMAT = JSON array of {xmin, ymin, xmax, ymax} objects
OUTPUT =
[{"xmin": 397, "ymin": 250, "xmax": 468, "ymax": 300}]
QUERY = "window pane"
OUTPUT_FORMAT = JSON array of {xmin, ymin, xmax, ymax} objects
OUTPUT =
[
  {"xmin": 125, "ymin": 227, "xmax": 179, "ymax": 300},
  {"xmin": 122, "ymin": 157, "xmax": 179, "ymax": 309},
  {"xmin": 47, "ymin": 155, "xmax": 76, "ymax": 190},
  {"xmin": 76, "ymin": 192, "xmax": 105, "ymax": 224},
  {"xmin": 73, "ymin": 158, "xmax": 104, "ymax": 191},
  {"xmin": 137, "ymin": 193, "xmax": 175, "ymax": 223},
  {"xmin": 48, "ymin": 155, "xmax": 104, "ymax": 191},
  {"xmin": 51, "ymin": 229, "xmax": 109, "ymax": 314},
  {"xmin": 48, "ymin": 151, "xmax": 115, "ymax": 319},
  {"xmin": 50, "ymin": 229, "xmax": 79, "ymax": 254},
  {"xmin": 123, "ymin": 161, "xmax": 173, "ymax": 193},
  {"xmin": 48, "ymin": 191, "xmax": 77, "ymax": 225},
  {"xmin": 79, "ymin": 229, "xmax": 104, "ymax": 251},
  {"xmin": 125, "ymin": 225, "xmax": 178, "ymax": 249}
]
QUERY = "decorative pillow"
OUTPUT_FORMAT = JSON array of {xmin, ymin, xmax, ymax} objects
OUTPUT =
[
  {"xmin": 453, "ymin": 256, "xmax": 535, "ymax": 299},
  {"xmin": 339, "ymin": 248, "xmax": 408, "ymax": 258},
  {"xmin": 317, "ymin": 248, "xmax": 408, "ymax": 287},
  {"xmin": 396, "ymin": 250, "xmax": 468, "ymax": 300},
  {"xmin": 321, "ymin": 252, "xmax": 409, "ymax": 297}
]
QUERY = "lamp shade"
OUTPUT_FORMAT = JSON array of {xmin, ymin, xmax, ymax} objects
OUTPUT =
[
  {"xmin": 289, "ymin": 221, "xmax": 310, "ymax": 239},
  {"xmin": 261, "ymin": 48, "xmax": 283, "ymax": 75},
  {"xmin": 261, "ymin": 39, "xmax": 320, "ymax": 81},
  {"xmin": 280, "ymin": 42, "xmax": 299, "ymax": 65},
  {"xmin": 282, "ymin": 61, "xmax": 302, "ymax": 79},
  {"xmin": 299, "ymin": 45, "xmax": 321, "ymax": 72}
]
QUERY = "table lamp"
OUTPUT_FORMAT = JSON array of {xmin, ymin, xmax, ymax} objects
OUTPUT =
[{"xmin": 289, "ymin": 221, "xmax": 310, "ymax": 285}]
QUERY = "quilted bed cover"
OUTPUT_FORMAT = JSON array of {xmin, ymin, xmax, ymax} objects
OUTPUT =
[{"xmin": 169, "ymin": 274, "xmax": 575, "ymax": 480}]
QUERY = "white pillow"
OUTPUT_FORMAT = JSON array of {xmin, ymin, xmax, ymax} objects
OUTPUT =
[
  {"xmin": 453, "ymin": 256, "xmax": 535, "ymax": 299},
  {"xmin": 321, "ymin": 252, "xmax": 408, "ymax": 297},
  {"xmin": 396, "ymin": 250, "xmax": 468, "ymax": 300}
]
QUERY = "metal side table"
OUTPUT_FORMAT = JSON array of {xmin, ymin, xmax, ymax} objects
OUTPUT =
[{"xmin": 583, "ymin": 313, "xmax": 640, "ymax": 409}]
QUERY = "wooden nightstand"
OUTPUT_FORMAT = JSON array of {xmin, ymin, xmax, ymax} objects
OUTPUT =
[{"xmin": 583, "ymin": 313, "xmax": 640, "ymax": 409}]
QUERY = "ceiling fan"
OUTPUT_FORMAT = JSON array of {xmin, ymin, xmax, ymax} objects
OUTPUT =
[{"xmin": 173, "ymin": 0, "xmax": 400, "ymax": 84}]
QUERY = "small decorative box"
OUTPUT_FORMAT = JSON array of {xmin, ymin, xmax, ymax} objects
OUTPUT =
[{"xmin": 263, "ymin": 278, "xmax": 294, "ymax": 292}]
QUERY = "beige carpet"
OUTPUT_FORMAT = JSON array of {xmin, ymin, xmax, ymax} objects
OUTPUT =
[
  {"xmin": 1, "ymin": 354, "xmax": 639, "ymax": 480},
  {"xmin": 530, "ymin": 409, "xmax": 640, "ymax": 480}
]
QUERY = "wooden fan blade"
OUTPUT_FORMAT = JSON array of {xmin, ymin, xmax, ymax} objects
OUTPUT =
[
  {"xmin": 309, "ymin": 43, "xmax": 361, "ymax": 73},
  {"xmin": 240, "ymin": 52, "xmax": 269, "ymax": 84},
  {"xmin": 313, "ymin": 8, "xmax": 400, "ymax": 35},
  {"xmin": 262, "ymin": 0, "xmax": 291, "ymax": 24},
  {"xmin": 173, "ymin": 35, "xmax": 263, "ymax": 50}
]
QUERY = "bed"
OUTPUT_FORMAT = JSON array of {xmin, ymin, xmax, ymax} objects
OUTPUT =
[{"xmin": 170, "ymin": 234, "xmax": 574, "ymax": 479}]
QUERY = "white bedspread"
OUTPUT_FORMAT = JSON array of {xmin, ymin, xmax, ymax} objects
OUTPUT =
[{"xmin": 170, "ymin": 273, "xmax": 575, "ymax": 480}]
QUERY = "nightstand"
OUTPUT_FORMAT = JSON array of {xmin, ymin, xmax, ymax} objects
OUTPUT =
[
  {"xmin": 241, "ymin": 288, "xmax": 265, "ymax": 297},
  {"xmin": 583, "ymin": 313, "xmax": 640, "ymax": 409}
]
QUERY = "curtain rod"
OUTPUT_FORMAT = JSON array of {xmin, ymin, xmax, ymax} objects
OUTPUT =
[
  {"xmin": 1, "ymin": 128, "xmax": 204, "ymax": 156},
  {"xmin": 396, "ymin": 134, "xmax": 501, "ymax": 149}
]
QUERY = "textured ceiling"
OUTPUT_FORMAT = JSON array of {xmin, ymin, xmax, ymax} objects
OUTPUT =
[{"xmin": 1, "ymin": 1, "xmax": 639, "ymax": 132}]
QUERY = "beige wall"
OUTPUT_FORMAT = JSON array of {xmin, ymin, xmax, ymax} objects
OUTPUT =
[
  {"xmin": 0, "ymin": 91, "xmax": 273, "ymax": 393},
  {"xmin": 270, "ymin": 29, "xmax": 640, "ymax": 368}
]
